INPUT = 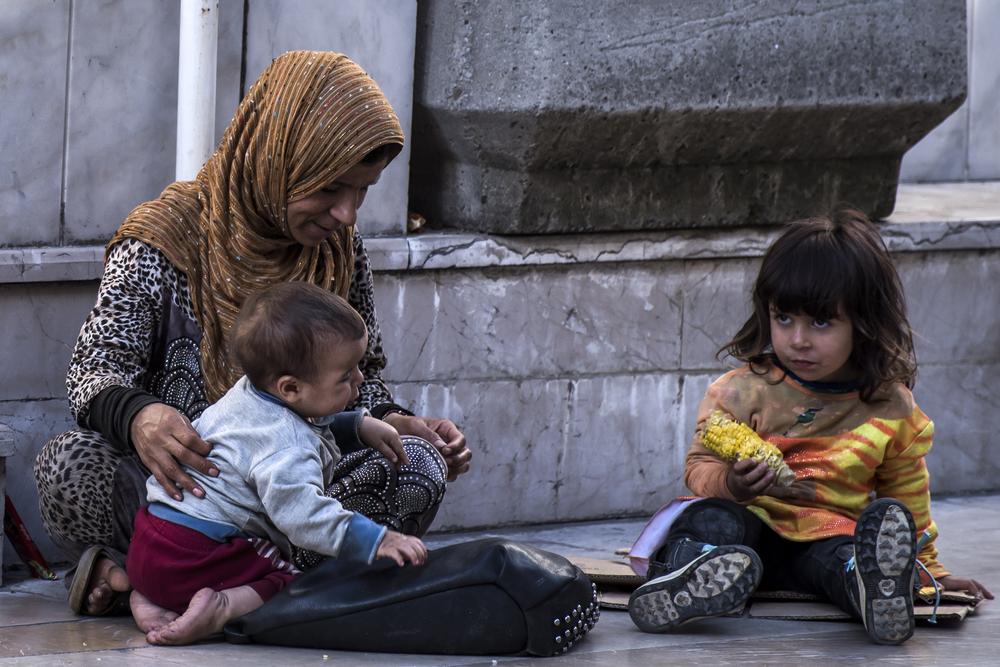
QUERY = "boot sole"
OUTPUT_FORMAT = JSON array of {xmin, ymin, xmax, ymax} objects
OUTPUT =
[
  {"xmin": 854, "ymin": 499, "xmax": 916, "ymax": 645},
  {"xmin": 628, "ymin": 545, "xmax": 761, "ymax": 633}
]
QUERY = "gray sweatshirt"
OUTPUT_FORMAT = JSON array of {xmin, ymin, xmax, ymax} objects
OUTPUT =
[{"xmin": 146, "ymin": 376, "xmax": 385, "ymax": 563}]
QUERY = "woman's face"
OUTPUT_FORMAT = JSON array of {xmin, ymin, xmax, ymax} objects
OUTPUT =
[{"xmin": 286, "ymin": 159, "xmax": 388, "ymax": 246}]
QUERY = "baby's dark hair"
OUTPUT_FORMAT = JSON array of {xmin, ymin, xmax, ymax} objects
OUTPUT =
[
  {"xmin": 721, "ymin": 209, "xmax": 916, "ymax": 401},
  {"xmin": 232, "ymin": 282, "xmax": 367, "ymax": 389}
]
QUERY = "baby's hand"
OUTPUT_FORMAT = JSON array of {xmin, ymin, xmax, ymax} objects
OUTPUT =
[
  {"xmin": 376, "ymin": 530, "xmax": 428, "ymax": 567},
  {"xmin": 359, "ymin": 416, "xmax": 409, "ymax": 467},
  {"xmin": 725, "ymin": 459, "xmax": 776, "ymax": 502}
]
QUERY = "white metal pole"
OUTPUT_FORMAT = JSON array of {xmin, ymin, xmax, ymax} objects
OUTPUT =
[{"xmin": 175, "ymin": 0, "xmax": 219, "ymax": 181}]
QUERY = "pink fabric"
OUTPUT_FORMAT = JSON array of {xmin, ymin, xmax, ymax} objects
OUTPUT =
[{"xmin": 126, "ymin": 506, "xmax": 297, "ymax": 613}]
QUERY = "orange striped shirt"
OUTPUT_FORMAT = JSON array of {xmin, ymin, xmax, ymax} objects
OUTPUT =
[{"xmin": 685, "ymin": 364, "xmax": 946, "ymax": 578}]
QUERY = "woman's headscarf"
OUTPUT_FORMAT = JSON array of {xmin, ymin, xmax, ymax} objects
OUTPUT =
[{"xmin": 108, "ymin": 51, "xmax": 404, "ymax": 402}]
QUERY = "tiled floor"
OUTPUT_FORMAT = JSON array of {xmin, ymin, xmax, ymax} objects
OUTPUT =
[{"xmin": 1, "ymin": 494, "xmax": 997, "ymax": 666}]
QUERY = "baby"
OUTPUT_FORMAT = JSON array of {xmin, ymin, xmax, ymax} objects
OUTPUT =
[{"xmin": 126, "ymin": 282, "xmax": 427, "ymax": 644}]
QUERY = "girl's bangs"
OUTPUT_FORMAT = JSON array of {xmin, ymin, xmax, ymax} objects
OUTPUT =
[{"xmin": 761, "ymin": 242, "xmax": 851, "ymax": 319}]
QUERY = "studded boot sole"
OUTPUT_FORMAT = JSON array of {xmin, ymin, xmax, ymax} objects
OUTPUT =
[
  {"xmin": 627, "ymin": 545, "xmax": 762, "ymax": 633},
  {"xmin": 853, "ymin": 498, "xmax": 917, "ymax": 645}
]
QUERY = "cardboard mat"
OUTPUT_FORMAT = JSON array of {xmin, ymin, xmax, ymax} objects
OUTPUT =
[{"xmin": 570, "ymin": 555, "xmax": 981, "ymax": 624}]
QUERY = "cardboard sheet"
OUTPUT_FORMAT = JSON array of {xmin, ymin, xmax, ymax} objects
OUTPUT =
[{"xmin": 575, "ymin": 556, "xmax": 980, "ymax": 624}]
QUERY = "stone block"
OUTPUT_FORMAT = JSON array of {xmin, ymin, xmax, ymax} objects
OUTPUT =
[
  {"xmin": 915, "ymin": 363, "xmax": 1000, "ymax": 495},
  {"xmin": 374, "ymin": 263, "xmax": 683, "ymax": 383},
  {"xmin": 412, "ymin": 0, "xmax": 967, "ymax": 233},
  {"xmin": 0, "ymin": 282, "xmax": 99, "ymax": 401},
  {"xmin": 245, "ymin": 0, "xmax": 417, "ymax": 236},
  {"xmin": 393, "ymin": 373, "xmax": 688, "ymax": 530},
  {"xmin": 0, "ymin": 1, "xmax": 70, "ymax": 247}
]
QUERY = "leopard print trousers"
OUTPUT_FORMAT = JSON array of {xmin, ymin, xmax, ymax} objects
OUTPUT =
[{"xmin": 34, "ymin": 430, "xmax": 447, "ymax": 570}]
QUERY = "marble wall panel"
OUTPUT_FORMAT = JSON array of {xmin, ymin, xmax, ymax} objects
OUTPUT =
[
  {"xmin": 214, "ymin": 0, "xmax": 249, "ymax": 147},
  {"xmin": 0, "ymin": 282, "xmax": 98, "ymax": 401},
  {"xmin": 393, "ymin": 373, "xmax": 689, "ymax": 530},
  {"xmin": 553, "ymin": 374, "xmax": 687, "ymax": 519},
  {"xmin": 915, "ymin": 363, "xmax": 1000, "ymax": 495},
  {"xmin": 62, "ymin": 1, "xmax": 181, "ymax": 243},
  {"xmin": 374, "ymin": 264, "xmax": 683, "ymax": 383},
  {"xmin": 898, "ymin": 101, "xmax": 969, "ymax": 183},
  {"xmin": 245, "ymin": 0, "xmax": 417, "ymax": 235},
  {"xmin": 968, "ymin": 0, "xmax": 1000, "ymax": 179},
  {"xmin": 0, "ymin": 1, "xmax": 70, "ymax": 246},
  {"xmin": 679, "ymin": 259, "xmax": 757, "ymax": 370},
  {"xmin": 0, "ymin": 400, "xmax": 78, "ymax": 565},
  {"xmin": 897, "ymin": 252, "xmax": 1000, "ymax": 365},
  {"xmin": 391, "ymin": 378, "xmax": 566, "ymax": 529}
]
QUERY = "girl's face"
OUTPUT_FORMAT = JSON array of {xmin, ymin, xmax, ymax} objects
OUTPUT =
[
  {"xmin": 769, "ymin": 303, "xmax": 857, "ymax": 384},
  {"xmin": 286, "ymin": 159, "xmax": 388, "ymax": 246}
]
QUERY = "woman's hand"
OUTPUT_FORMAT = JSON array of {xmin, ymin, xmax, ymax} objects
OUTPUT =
[
  {"xmin": 359, "ymin": 416, "xmax": 408, "ymax": 467},
  {"xmin": 725, "ymin": 459, "xmax": 775, "ymax": 502},
  {"xmin": 937, "ymin": 575, "xmax": 994, "ymax": 600},
  {"xmin": 129, "ymin": 403, "xmax": 217, "ymax": 501},
  {"xmin": 382, "ymin": 414, "xmax": 471, "ymax": 481}
]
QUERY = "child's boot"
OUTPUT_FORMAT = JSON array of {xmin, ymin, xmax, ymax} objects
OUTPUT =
[
  {"xmin": 628, "ymin": 541, "xmax": 762, "ymax": 633},
  {"xmin": 847, "ymin": 497, "xmax": 917, "ymax": 645}
]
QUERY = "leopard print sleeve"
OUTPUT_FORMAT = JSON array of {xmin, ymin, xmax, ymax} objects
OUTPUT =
[
  {"xmin": 348, "ymin": 232, "xmax": 394, "ymax": 409},
  {"xmin": 66, "ymin": 239, "xmax": 176, "ymax": 424}
]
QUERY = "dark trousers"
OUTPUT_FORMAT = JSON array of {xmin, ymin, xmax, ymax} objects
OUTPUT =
[{"xmin": 658, "ymin": 498, "xmax": 858, "ymax": 618}]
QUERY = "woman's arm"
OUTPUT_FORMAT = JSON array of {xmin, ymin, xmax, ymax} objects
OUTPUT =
[
  {"xmin": 67, "ymin": 239, "xmax": 163, "ymax": 432},
  {"xmin": 66, "ymin": 238, "xmax": 214, "ymax": 496}
]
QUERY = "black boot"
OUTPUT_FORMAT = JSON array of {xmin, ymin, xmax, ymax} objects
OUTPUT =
[
  {"xmin": 845, "ymin": 498, "xmax": 917, "ymax": 645},
  {"xmin": 629, "ymin": 543, "xmax": 763, "ymax": 633}
]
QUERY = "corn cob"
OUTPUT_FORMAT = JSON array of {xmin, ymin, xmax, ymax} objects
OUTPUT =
[{"xmin": 699, "ymin": 410, "xmax": 795, "ymax": 486}]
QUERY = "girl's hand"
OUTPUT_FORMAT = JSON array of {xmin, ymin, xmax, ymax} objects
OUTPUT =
[
  {"xmin": 938, "ymin": 575, "xmax": 994, "ymax": 600},
  {"xmin": 359, "ymin": 416, "xmax": 408, "ymax": 467},
  {"xmin": 725, "ymin": 459, "xmax": 775, "ymax": 502},
  {"xmin": 383, "ymin": 414, "xmax": 471, "ymax": 481},
  {"xmin": 376, "ymin": 530, "xmax": 428, "ymax": 567},
  {"xmin": 130, "ymin": 403, "xmax": 217, "ymax": 501}
]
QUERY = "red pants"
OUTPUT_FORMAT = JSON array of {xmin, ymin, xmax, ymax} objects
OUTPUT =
[{"xmin": 126, "ymin": 506, "xmax": 297, "ymax": 614}]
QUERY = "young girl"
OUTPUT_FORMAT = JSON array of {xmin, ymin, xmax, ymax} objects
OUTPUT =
[{"xmin": 628, "ymin": 210, "xmax": 992, "ymax": 645}]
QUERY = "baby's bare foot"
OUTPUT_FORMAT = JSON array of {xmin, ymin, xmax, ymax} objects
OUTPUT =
[
  {"xmin": 85, "ymin": 557, "xmax": 130, "ymax": 615},
  {"xmin": 129, "ymin": 590, "xmax": 178, "ymax": 633},
  {"xmin": 146, "ymin": 586, "xmax": 262, "ymax": 646}
]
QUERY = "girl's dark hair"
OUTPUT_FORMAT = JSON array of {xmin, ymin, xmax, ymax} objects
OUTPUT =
[
  {"xmin": 720, "ymin": 209, "xmax": 916, "ymax": 401},
  {"xmin": 232, "ymin": 282, "xmax": 367, "ymax": 389}
]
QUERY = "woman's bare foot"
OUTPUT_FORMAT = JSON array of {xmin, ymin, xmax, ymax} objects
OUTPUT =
[
  {"xmin": 146, "ymin": 586, "xmax": 263, "ymax": 646},
  {"xmin": 84, "ymin": 557, "xmax": 131, "ymax": 615},
  {"xmin": 129, "ymin": 590, "xmax": 178, "ymax": 633}
]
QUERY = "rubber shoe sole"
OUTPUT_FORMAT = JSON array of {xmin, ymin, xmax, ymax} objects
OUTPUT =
[
  {"xmin": 628, "ymin": 545, "xmax": 762, "ymax": 633},
  {"xmin": 854, "ymin": 498, "xmax": 917, "ymax": 645}
]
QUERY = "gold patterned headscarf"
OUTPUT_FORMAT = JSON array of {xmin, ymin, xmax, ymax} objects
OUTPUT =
[{"xmin": 108, "ymin": 51, "xmax": 404, "ymax": 402}]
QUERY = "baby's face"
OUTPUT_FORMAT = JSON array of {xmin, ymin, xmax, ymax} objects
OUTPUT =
[{"xmin": 293, "ymin": 333, "xmax": 367, "ymax": 418}]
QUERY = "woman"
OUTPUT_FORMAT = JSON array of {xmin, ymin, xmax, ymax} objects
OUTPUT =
[{"xmin": 33, "ymin": 51, "xmax": 471, "ymax": 616}]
